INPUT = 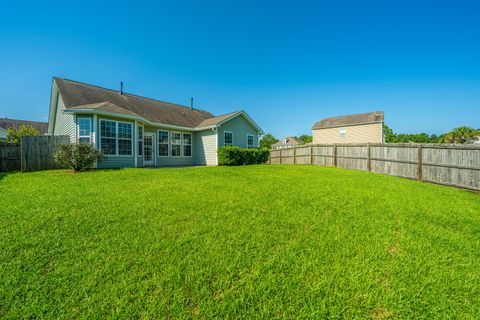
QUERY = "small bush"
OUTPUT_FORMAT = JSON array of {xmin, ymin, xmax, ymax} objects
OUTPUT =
[
  {"xmin": 218, "ymin": 146, "xmax": 269, "ymax": 166},
  {"xmin": 54, "ymin": 144, "xmax": 103, "ymax": 172}
]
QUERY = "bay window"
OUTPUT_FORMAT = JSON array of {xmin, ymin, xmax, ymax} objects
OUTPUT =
[
  {"xmin": 183, "ymin": 133, "xmax": 192, "ymax": 157},
  {"xmin": 100, "ymin": 119, "xmax": 133, "ymax": 156},
  {"xmin": 171, "ymin": 132, "xmax": 181, "ymax": 157},
  {"xmin": 158, "ymin": 130, "xmax": 169, "ymax": 156},
  {"xmin": 77, "ymin": 117, "xmax": 92, "ymax": 144}
]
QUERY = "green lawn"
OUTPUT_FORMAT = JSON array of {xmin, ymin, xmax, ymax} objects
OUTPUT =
[{"xmin": 1, "ymin": 165, "xmax": 479, "ymax": 319}]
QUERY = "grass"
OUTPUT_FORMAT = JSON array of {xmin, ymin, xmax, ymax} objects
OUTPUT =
[{"xmin": 0, "ymin": 165, "xmax": 479, "ymax": 319}]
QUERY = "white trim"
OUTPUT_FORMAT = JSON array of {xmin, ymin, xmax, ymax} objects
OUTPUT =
[
  {"xmin": 215, "ymin": 129, "xmax": 218, "ymax": 165},
  {"xmin": 157, "ymin": 130, "xmax": 170, "ymax": 157},
  {"xmin": 99, "ymin": 118, "xmax": 134, "ymax": 157},
  {"xmin": 76, "ymin": 116, "xmax": 92, "ymax": 144},
  {"xmin": 247, "ymin": 133, "xmax": 254, "ymax": 148},
  {"xmin": 134, "ymin": 120, "xmax": 138, "ymax": 167},
  {"xmin": 137, "ymin": 124, "xmax": 144, "ymax": 158},
  {"xmin": 224, "ymin": 131, "xmax": 233, "ymax": 146}
]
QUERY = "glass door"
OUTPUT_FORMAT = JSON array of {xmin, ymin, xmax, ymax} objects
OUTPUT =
[{"xmin": 144, "ymin": 134, "xmax": 154, "ymax": 166}]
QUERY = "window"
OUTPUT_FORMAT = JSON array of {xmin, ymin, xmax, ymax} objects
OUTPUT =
[
  {"xmin": 100, "ymin": 120, "xmax": 133, "ymax": 156},
  {"xmin": 247, "ymin": 134, "xmax": 254, "ymax": 148},
  {"xmin": 158, "ymin": 130, "xmax": 169, "ymax": 157},
  {"xmin": 339, "ymin": 128, "xmax": 347, "ymax": 138},
  {"xmin": 77, "ymin": 117, "xmax": 91, "ymax": 144},
  {"xmin": 183, "ymin": 133, "xmax": 192, "ymax": 157},
  {"xmin": 100, "ymin": 120, "xmax": 117, "ymax": 155},
  {"xmin": 138, "ymin": 126, "xmax": 143, "ymax": 156},
  {"xmin": 224, "ymin": 131, "xmax": 233, "ymax": 146},
  {"xmin": 171, "ymin": 132, "xmax": 181, "ymax": 157}
]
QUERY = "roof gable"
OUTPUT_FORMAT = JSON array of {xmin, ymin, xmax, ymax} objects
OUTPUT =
[{"xmin": 313, "ymin": 111, "xmax": 384, "ymax": 129}]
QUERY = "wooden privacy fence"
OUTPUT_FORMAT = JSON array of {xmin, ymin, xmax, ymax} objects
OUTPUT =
[
  {"xmin": 0, "ymin": 135, "xmax": 69, "ymax": 172},
  {"xmin": 269, "ymin": 143, "xmax": 480, "ymax": 191}
]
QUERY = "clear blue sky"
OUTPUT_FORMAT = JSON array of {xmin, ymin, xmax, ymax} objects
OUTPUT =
[{"xmin": 1, "ymin": 0, "xmax": 479, "ymax": 137}]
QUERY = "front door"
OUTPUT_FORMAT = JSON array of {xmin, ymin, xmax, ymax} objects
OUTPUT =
[{"xmin": 144, "ymin": 133, "xmax": 155, "ymax": 166}]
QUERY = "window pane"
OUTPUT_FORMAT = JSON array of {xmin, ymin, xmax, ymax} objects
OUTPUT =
[
  {"xmin": 138, "ymin": 126, "xmax": 143, "ymax": 139},
  {"xmin": 159, "ymin": 144, "xmax": 169, "ymax": 156},
  {"xmin": 183, "ymin": 133, "xmax": 192, "ymax": 145},
  {"xmin": 118, "ymin": 123, "xmax": 132, "ymax": 139},
  {"xmin": 118, "ymin": 139, "xmax": 132, "ymax": 155},
  {"xmin": 224, "ymin": 132, "xmax": 233, "ymax": 145},
  {"xmin": 158, "ymin": 131, "xmax": 169, "ymax": 144},
  {"xmin": 247, "ymin": 135, "xmax": 254, "ymax": 148},
  {"xmin": 78, "ymin": 118, "xmax": 91, "ymax": 137},
  {"xmin": 101, "ymin": 120, "xmax": 116, "ymax": 138},
  {"xmin": 171, "ymin": 144, "xmax": 181, "ymax": 157},
  {"xmin": 171, "ymin": 132, "xmax": 181, "ymax": 144},
  {"xmin": 183, "ymin": 145, "xmax": 192, "ymax": 157},
  {"xmin": 138, "ymin": 140, "xmax": 143, "ymax": 156},
  {"xmin": 79, "ymin": 137, "xmax": 91, "ymax": 144},
  {"xmin": 101, "ymin": 137, "xmax": 116, "ymax": 155}
]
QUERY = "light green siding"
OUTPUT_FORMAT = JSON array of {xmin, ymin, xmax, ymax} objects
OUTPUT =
[
  {"xmin": 217, "ymin": 115, "xmax": 259, "ymax": 148},
  {"xmin": 53, "ymin": 95, "xmax": 76, "ymax": 142},
  {"xmin": 195, "ymin": 129, "xmax": 217, "ymax": 165}
]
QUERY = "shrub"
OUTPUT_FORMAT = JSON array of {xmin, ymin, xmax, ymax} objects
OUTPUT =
[
  {"xmin": 218, "ymin": 146, "xmax": 269, "ymax": 166},
  {"xmin": 6, "ymin": 125, "xmax": 39, "ymax": 144},
  {"xmin": 54, "ymin": 144, "xmax": 103, "ymax": 172}
]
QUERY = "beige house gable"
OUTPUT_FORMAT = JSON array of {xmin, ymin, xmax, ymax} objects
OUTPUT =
[{"xmin": 312, "ymin": 111, "xmax": 384, "ymax": 144}]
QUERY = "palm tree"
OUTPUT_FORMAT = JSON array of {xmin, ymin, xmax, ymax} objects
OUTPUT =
[{"xmin": 443, "ymin": 127, "xmax": 479, "ymax": 144}]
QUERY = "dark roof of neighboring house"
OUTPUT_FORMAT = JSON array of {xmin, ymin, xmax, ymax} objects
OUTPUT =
[
  {"xmin": 0, "ymin": 118, "xmax": 48, "ymax": 134},
  {"xmin": 272, "ymin": 136, "xmax": 304, "ymax": 146},
  {"xmin": 313, "ymin": 111, "xmax": 384, "ymax": 129},
  {"xmin": 55, "ymin": 78, "xmax": 216, "ymax": 128},
  {"xmin": 196, "ymin": 111, "xmax": 240, "ymax": 128}
]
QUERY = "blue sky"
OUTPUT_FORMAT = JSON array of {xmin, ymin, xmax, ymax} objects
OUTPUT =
[{"xmin": 0, "ymin": 0, "xmax": 479, "ymax": 137}]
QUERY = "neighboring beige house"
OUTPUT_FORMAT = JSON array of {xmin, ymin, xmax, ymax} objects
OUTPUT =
[
  {"xmin": 271, "ymin": 136, "xmax": 304, "ymax": 149},
  {"xmin": 312, "ymin": 111, "xmax": 384, "ymax": 144}
]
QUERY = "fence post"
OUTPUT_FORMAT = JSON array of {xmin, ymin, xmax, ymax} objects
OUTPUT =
[
  {"xmin": 417, "ymin": 144, "xmax": 423, "ymax": 181},
  {"xmin": 293, "ymin": 147, "xmax": 296, "ymax": 165},
  {"xmin": 333, "ymin": 144, "xmax": 337, "ymax": 167},
  {"xmin": 367, "ymin": 143, "xmax": 371, "ymax": 172},
  {"xmin": 310, "ymin": 145, "xmax": 313, "ymax": 165}
]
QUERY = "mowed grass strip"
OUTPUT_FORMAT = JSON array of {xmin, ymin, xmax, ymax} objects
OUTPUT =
[{"xmin": 0, "ymin": 165, "xmax": 479, "ymax": 318}]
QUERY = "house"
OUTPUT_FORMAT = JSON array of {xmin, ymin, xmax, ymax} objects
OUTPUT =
[
  {"xmin": 48, "ymin": 77, "xmax": 263, "ymax": 167},
  {"xmin": 271, "ymin": 136, "xmax": 304, "ymax": 149},
  {"xmin": 0, "ymin": 118, "xmax": 48, "ymax": 142},
  {"xmin": 312, "ymin": 111, "xmax": 384, "ymax": 144}
]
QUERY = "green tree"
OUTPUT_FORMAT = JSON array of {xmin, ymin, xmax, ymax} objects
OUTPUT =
[
  {"xmin": 298, "ymin": 134, "xmax": 312, "ymax": 144},
  {"xmin": 6, "ymin": 125, "xmax": 39, "ymax": 144},
  {"xmin": 383, "ymin": 124, "xmax": 396, "ymax": 143},
  {"xmin": 443, "ymin": 127, "xmax": 479, "ymax": 144},
  {"xmin": 259, "ymin": 133, "xmax": 278, "ymax": 149}
]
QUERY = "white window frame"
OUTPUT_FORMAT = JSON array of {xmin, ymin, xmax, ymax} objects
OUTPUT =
[
  {"xmin": 224, "ymin": 131, "xmax": 233, "ymax": 146},
  {"xmin": 171, "ymin": 131, "xmax": 182, "ymax": 157},
  {"xmin": 77, "ymin": 116, "xmax": 92, "ymax": 144},
  {"xmin": 339, "ymin": 128, "xmax": 347, "ymax": 138},
  {"xmin": 158, "ymin": 130, "xmax": 170, "ymax": 157},
  {"xmin": 99, "ymin": 119, "xmax": 133, "ymax": 157},
  {"xmin": 247, "ymin": 134, "xmax": 254, "ymax": 148},
  {"xmin": 137, "ymin": 124, "xmax": 144, "ymax": 157},
  {"xmin": 182, "ymin": 133, "xmax": 192, "ymax": 157}
]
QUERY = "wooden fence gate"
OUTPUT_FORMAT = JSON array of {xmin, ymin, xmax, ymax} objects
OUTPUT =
[{"xmin": 269, "ymin": 143, "xmax": 480, "ymax": 191}]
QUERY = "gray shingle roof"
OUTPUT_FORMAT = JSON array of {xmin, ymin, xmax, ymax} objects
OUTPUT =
[
  {"xmin": 0, "ymin": 118, "xmax": 48, "ymax": 134},
  {"xmin": 272, "ymin": 136, "xmax": 303, "ymax": 146},
  {"xmin": 313, "ymin": 111, "xmax": 384, "ymax": 129},
  {"xmin": 55, "ymin": 78, "xmax": 215, "ymax": 128}
]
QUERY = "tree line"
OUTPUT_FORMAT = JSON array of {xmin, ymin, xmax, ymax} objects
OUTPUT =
[{"xmin": 260, "ymin": 125, "xmax": 480, "ymax": 149}]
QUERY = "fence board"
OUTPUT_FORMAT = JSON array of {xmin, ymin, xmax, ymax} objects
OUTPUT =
[{"xmin": 269, "ymin": 143, "xmax": 480, "ymax": 191}]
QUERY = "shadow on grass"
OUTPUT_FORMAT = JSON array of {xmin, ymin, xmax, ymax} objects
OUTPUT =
[{"xmin": 0, "ymin": 171, "xmax": 20, "ymax": 183}]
